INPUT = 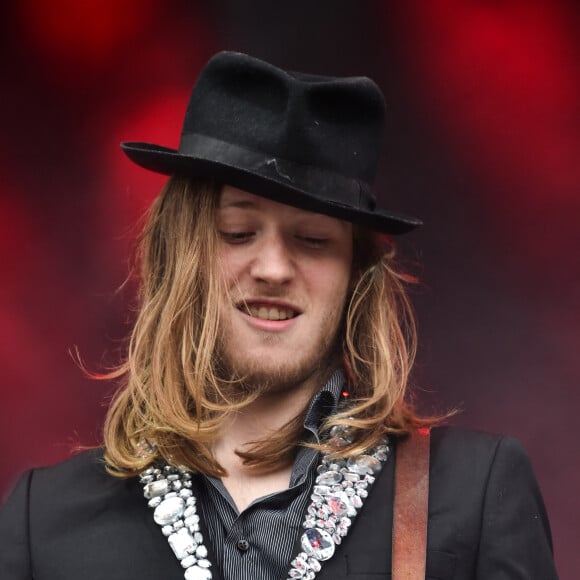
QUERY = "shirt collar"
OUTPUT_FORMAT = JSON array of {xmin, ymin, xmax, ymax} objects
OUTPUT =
[{"xmin": 303, "ymin": 368, "xmax": 345, "ymax": 442}]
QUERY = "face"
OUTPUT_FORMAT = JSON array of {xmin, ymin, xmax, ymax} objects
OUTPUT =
[{"xmin": 215, "ymin": 185, "xmax": 353, "ymax": 394}]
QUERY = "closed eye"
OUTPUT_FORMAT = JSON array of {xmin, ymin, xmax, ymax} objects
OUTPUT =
[
  {"xmin": 220, "ymin": 231, "xmax": 254, "ymax": 244},
  {"xmin": 297, "ymin": 236, "xmax": 329, "ymax": 247}
]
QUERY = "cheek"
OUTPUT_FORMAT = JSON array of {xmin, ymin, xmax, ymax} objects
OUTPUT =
[
  {"xmin": 330, "ymin": 247, "xmax": 353, "ymax": 297},
  {"xmin": 307, "ymin": 260, "xmax": 352, "ymax": 309},
  {"xmin": 219, "ymin": 247, "xmax": 247, "ymax": 288}
]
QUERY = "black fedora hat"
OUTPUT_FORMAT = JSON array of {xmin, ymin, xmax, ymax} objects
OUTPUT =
[{"xmin": 121, "ymin": 51, "xmax": 421, "ymax": 234}]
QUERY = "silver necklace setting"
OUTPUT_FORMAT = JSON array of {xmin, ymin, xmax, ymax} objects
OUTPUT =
[
  {"xmin": 140, "ymin": 465, "xmax": 211, "ymax": 580},
  {"xmin": 288, "ymin": 426, "xmax": 389, "ymax": 579},
  {"xmin": 139, "ymin": 427, "xmax": 390, "ymax": 580}
]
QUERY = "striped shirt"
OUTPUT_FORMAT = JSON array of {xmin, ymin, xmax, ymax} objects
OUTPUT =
[{"xmin": 195, "ymin": 370, "xmax": 345, "ymax": 580}]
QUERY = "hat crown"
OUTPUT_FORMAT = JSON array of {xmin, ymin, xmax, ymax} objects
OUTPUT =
[
  {"xmin": 120, "ymin": 51, "xmax": 422, "ymax": 234},
  {"xmin": 180, "ymin": 51, "xmax": 385, "ymax": 184}
]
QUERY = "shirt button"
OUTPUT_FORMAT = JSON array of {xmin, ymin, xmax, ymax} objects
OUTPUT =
[{"xmin": 236, "ymin": 539, "xmax": 250, "ymax": 552}]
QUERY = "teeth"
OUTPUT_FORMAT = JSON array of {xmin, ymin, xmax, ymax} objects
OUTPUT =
[{"xmin": 246, "ymin": 305, "xmax": 295, "ymax": 320}]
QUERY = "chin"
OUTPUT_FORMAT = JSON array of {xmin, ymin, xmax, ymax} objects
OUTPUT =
[{"xmin": 222, "ymin": 352, "xmax": 321, "ymax": 392}]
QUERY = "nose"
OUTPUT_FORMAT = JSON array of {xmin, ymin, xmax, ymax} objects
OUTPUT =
[{"xmin": 250, "ymin": 231, "xmax": 295, "ymax": 285}]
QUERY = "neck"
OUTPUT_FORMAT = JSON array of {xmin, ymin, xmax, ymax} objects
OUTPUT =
[
  {"xmin": 214, "ymin": 373, "xmax": 322, "ymax": 471},
  {"xmin": 212, "ymin": 370, "xmax": 333, "ymax": 512}
]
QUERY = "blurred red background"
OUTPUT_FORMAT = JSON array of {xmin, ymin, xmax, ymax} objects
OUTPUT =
[{"xmin": 1, "ymin": 1, "xmax": 578, "ymax": 576}]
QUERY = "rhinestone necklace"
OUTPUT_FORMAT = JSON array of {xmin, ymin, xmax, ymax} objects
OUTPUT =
[{"xmin": 139, "ymin": 427, "xmax": 390, "ymax": 580}]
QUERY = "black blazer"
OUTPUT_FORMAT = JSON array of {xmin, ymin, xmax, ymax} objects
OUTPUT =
[{"xmin": 0, "ymin": 427, "xmax": 558, "ymax": 579}]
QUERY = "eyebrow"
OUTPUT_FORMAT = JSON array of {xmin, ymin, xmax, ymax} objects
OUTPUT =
[{"xmin": 218, "ymin": 199, "xmax": 258, "ymax": 210}]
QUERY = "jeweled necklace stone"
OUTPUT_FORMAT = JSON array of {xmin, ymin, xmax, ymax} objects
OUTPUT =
[
  {"xmin": 287, "ymin": 426, "xmax": 390, "ymax": 580},
  {"xmin": 140, "ymin": 465, "xmax": 212, "ymax": 580},
  {"xmin": 139, "ymin": 427, "xmax": 390, "ymax": 580}
]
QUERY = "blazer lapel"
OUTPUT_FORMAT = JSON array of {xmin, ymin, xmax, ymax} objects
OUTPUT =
[{"xmin": 314, "ymin": 446, "xmax": 396, "ymax": 579}]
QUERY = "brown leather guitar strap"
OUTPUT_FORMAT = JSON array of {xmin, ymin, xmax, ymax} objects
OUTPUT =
[{"xmin": 392, "ymin": 428, "xmax": 431, "ymax": 580}]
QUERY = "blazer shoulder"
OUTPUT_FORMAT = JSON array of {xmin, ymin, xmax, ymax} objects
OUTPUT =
[
  {"xmin": 30, "ymin": 448, "xmax": 110, "ymax": 491},
  {"xmin": 430, "ymin": 424, "xmax": 504, "ymax": 448},
  {"xmin": 423, "ymin": 426, "xmax": 557, "ymax": 578},
  {"xmin": 429, "ymin": 425, "xmax": 527, "ymax": 468},
  {"xmin": 427, "ymin": 426, "xmax": 537, "ymax": 511}
]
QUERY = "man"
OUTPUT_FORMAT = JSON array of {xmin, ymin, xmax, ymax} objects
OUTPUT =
[{"xmin": 0, "ymin": 51, "xmax": 557, "ymax": 579}]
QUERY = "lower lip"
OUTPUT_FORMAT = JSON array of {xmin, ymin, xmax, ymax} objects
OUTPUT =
[{"xmin": 238, "ymin": 309, "xmax": 299, "ymax": 332}]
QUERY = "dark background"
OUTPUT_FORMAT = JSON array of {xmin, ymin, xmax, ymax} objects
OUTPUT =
[{"xmin": 1, "ymin": 1, "xmax": 578, "ymax": 577}]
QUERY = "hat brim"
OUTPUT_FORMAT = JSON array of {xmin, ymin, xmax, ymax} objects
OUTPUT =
[{"xmin": 121, "ymin": 141, "xmax": 422, "ymax": 235}]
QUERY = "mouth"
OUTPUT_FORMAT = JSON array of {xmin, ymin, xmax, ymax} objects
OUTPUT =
[{"xmin": 236, "ymin": 300, "xmax": 301, "ymax": 321}]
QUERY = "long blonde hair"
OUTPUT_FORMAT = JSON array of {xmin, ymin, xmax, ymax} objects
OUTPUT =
[{"xmin": 103, "ymin": 176, "xmax": 432, "ymax": 477}]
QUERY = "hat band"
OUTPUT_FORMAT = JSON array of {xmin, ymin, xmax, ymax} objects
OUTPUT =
[{"xmin": 179, "ymin": 133, "xmax": 377, "ymax": 212}]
